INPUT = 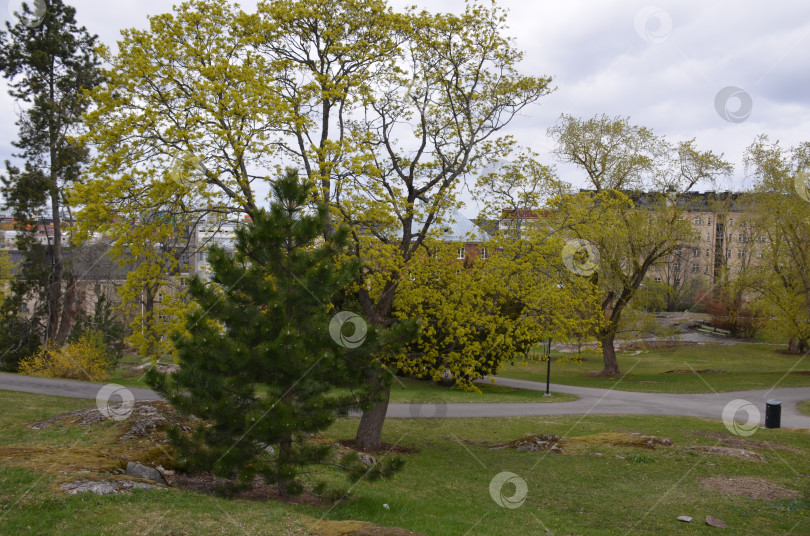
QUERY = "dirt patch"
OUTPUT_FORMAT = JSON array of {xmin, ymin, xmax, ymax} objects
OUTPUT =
[
  {"xmin": 494, "ymin": 433, "xmax": 563, "ymax": 452},
  {"xmin": 491, "ymin": 432, "xmax": 673, "ymax": 453},
  {"xmin": 337, "ymin": 440, "xmax": 418, "ymax": 455},
  {"xmin": 307, "ymin": 520, "xmax": 426, "ymax": 536},
  {"xmin": 566, "ymin": 432, "xmax": 673, "ymax": 449},
  {"xmin": 686, "ymin": 445, "xmax": 764, "ymax": 461},
  {"xmin": 583, "ymin": 371, "xmax": 625, "ymax": 378},
  {"xmin": 665, "ymin": 368, "xmax": 725, "ymax": 374},
  {"xmin": 167, "ymin": 472, "xmax": 326, "ymax": 505},
  {"xmin": 686, "ymin": 431, "xmax": 804, "ymax": 454},
  {"xmin": 701, "ymin": 476, "xmax": 802, "ymax": 501},
  {"xmin": 791, "ymin": 370, "xmax": 810, "ymax": 375}
]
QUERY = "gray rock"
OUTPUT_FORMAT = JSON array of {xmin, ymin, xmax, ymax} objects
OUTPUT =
[
  {"xmin": 60, "ymin": 480, "xmax": 118, "ymax": 496},
  {"xmin": 676, "ymin": 516, "xmax": 693, "ymax": 523},
  {"xmin": 59, "ymin": 479, "xmax": 165, "ymax": 496},
  {"xmin": 706, "ymin": 515, "xmax": 727, "ymax": 528},
  {"xmin": 126, "ymin": 461, "xmax": 167, "ymax": 485},
  {"xmin": 359, "ymin": 453, "xmax": 378, "ymax": 467}
]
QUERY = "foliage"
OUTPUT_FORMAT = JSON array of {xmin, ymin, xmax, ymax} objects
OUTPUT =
[
  {"xmin": 19, "ymin": 331, "xmax": 113, "ymax": 381},
  {"xmin": 547, "ymin": 114, "xmax": 733, "ymax": 374},
  {"xmin": 74, "ymin": 0, "xmax": 555, "ymax": 450},
  {"xmin": 744, "ymin": 135, "xmax": 810, "ymax": 348},
  {"xmin": 147, "ymin": 171, "xmax": 412, "ymax": 496},
  {"xmin": 68, "ymin": 293, "xmax": 126, "ymax": 360}
]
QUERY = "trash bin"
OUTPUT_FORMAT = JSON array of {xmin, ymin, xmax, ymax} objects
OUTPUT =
[{"xmin": 765, "ymin": 399, "xmax": 781, "ymax": 429}]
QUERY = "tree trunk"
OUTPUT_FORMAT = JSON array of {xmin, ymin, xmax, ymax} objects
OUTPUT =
[
  {"xmin": 355, "ymin": 373, "xmax": 390, "ymax": 451},
  {"xmin": 277, "ymin": 435, "xmax": 293, "ymax": 497},
  {"xmin": 599, "ymin": 332, "xmax": 621, "ymax": 375},
  {"xmin": 55, "ymin": 272, "xmax": 78, "ymax": 343},
  {"xmin": 788, "ymin": 337, "xmax": 808, "ymax": 354}
]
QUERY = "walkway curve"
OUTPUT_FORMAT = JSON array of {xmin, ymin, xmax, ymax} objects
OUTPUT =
[{"xmin": 1, "ymin": 372, "xmax": 809, "ymax": 429}]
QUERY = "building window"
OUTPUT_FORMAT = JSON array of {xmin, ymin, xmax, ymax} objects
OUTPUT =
[
  {"xmin": 694, "ymin": 232, "xmax": 701, "ymax": 241},
  {"xmin": 739, "ymin": 234, "xmax": 745, "ymax": 242},
  {"xmin": 674, "ymin": 263, "xmax": 681, "ymax": 272},
  {"xmin": 481, "ymin": 248, "xmax": 488, "ymax": 260},
  {"xmin": 706, "ymin": 233, "xmax": 711, "ymax": 242},
  {"xmin": 758, "ymin": 234, "xmax": 766, "ymax": 243},
  {"xmin": 157, "ymin": 293, "xmax": 163, "ymax": 303},
  {"xmin": 707, "ymin": 217, "xmax": 712, "ymax": 226},
  {"xmin": 727, "ymin": 250, "xmax": 732, "ymax": 258},
  {"xmin": 654, "ymin": 277, "xmax": 662, "ymax": 283},
  {"xmin": 457, "ymin": 247, "xmax": 466, "ymax": 260},
  {"xmin": 738, "ymin": 250, "xmax": 743, "ymax": 258},
  {"xmin": 705, "ymin": 249, "xmax": 710, "ymax": 257},
  {"xmin": 729, "ymin": 218, "xmax": 734, "ymax": 226},
  {"xmin": 693, "ymin": 248, "xmax": 699, "ymax": 257},
  {"xmin": 674, "ymin": 278, "xmax": 681, "ymax": 286},
  {"xmin": 704, "ymin": 266, "xmax": 709, "ymax": 274},
  {"xmin": 694, "ymin": 216, "xmax": 702, "ymax": 225},
  {"xmin": 691, "ymin": 264, "xmax": 699, "ymax": 273}
]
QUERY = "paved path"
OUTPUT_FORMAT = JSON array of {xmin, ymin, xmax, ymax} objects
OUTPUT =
[{"xmin": 2, "ymin": 372, "xmax": 809, "ymax": 429}]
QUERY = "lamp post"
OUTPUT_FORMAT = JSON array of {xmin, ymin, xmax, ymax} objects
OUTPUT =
[{"xmin": 544, "ymin": 337, "xmax": 552, "ymax": 397}]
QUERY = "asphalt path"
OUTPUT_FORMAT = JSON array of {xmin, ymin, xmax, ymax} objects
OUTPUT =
[{"xmin": 1, "ymin": 372, "xmax": 809, "ymax": 429}]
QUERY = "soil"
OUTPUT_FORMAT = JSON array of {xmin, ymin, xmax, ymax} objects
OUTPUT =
[
  {"xmin": 686, "ymin": 431, "xmax": 804, "ymax": 454},
  {"xmin": 337, "ymin": 439, "xmax": 418, "ymax": 455},
  {"xmin": 700, "ymin": 476, "xmax": 802, "ymax": 501}
]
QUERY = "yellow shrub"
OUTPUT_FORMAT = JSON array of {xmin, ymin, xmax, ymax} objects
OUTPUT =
[{"xmin": 20, "ymin": 333, "xmax": 114, "ymax": 382}]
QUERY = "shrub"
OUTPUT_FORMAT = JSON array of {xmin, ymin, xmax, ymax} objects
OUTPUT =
[{"xmin": 19, "ymin": 332, "xmax": 114, "ymax": 381}]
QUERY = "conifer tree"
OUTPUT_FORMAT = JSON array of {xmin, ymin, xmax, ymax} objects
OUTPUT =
[{"xmin": 148, "ymin": 169, "xmax": 408, "ymax": 496}]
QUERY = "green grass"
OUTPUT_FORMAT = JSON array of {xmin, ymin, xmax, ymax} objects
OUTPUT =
[
  {"xmin": 798, "ymin": 400, "xmax": 810, "ymax": 417},
  {"xmin": 501, "ymin": 343, "xmax": 810, "ymax": 393},
  {"xmin": 1, "ymin": 390, "xmax": 809, "ymax": 535},
  {"xmin": 386, "ymin": 376, "xmax": 575, "ymax": 403},
  {"xmin": 108, "ymin": 364, "xmax": 577, "ymax": 403}
]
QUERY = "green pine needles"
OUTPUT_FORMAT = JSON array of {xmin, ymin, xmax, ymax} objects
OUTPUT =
[{"xmin": 148, "ymin": 169, "xmax": 405, "ymax": 497}]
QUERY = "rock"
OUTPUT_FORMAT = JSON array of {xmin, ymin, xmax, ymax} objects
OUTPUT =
[
  {"xmin": 59, "ymin": 479, "xmax": 166, "ymax": 496},
  {"xmin": 676, "ymin": 516, "xmax": 693, "ymax": 523},
  {"xmin": 686, "ymin": 446, "xmax": 764, "ymax": 462},
  {"xmin": 706, "ymin": 515, "xmax": 727, "ymax": 528},
  {"xmin": 60, "ymin": 480, "xmax": 118, "ymax": 496},
  {"xmin": 126, "ymin": 462, "xmax": 167, "ymax": 485},
  {"xmin": 359, "ymin": 453, "xmax": 378, "ymax": 467}
]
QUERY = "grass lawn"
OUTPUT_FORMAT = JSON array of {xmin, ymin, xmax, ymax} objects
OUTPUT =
[
  {"xmin": 798, "ymin": 400, "xmax": 810, "ymax": 417},
  {"xmin": 1, "ymin": 389, "xmax": 808, "ymax": 535},
  {"xmin": 108, "ymin": 360, "xmax": 577, "ymax": 404},
  {"xmin": 500, "ymin": 343, "xmax": 810, "ymax": 393}
]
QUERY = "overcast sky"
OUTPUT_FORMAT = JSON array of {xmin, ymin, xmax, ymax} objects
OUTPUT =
[{"xmin": 2, "ymin": 0, "xmax": 809, "ymax": 217}]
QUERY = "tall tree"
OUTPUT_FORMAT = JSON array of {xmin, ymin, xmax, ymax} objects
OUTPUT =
[
  {"xmin": 148, "ymin": 170, "xmax": 407, "ymax": 496},
  {"xmin": 0, "ymin": 0, "xmax": 102, "ymax": 345},
  {"xmin": 74, "ymin": 0, "xmax": 553, "ymax": 449},
  {"xmin": 745, "ymin": 135, "xmax": 810, "ymax": 352},
  {"xmin": 548, "ymin": 115, "xmax": 732, "ymax": 374}
]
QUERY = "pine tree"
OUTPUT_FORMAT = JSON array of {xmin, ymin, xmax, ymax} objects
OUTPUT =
[
  {"xmin": 148, "ymin": 170, "xmax": 408, "ymax": 496},
  {"xmin": 0, "ymin": 0, "xmax": 102, "ymax": 347}
]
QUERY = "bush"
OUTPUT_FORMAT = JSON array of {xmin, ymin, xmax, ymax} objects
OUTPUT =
[{"xmin": 19, "ymin": 332, "xmax": 114, "ymax": 381}]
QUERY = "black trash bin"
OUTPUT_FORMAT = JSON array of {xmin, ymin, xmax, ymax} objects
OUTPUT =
[{"xmin": 765, "ymin": 399, "xmax": 781, "ymax": 429}]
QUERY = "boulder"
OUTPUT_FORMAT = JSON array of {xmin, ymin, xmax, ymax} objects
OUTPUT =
[{"xmin": 126, "ymin": 461, "xmax": 167, "ymax": 485}]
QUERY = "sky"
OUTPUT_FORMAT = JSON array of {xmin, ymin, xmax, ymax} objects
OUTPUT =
[{"xmin": 1, "ymin": 0, "xmax": 809, "ymax": 218}]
